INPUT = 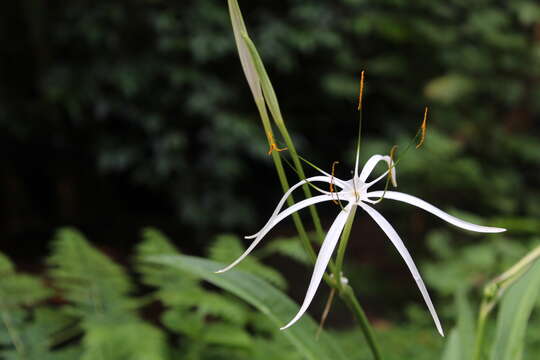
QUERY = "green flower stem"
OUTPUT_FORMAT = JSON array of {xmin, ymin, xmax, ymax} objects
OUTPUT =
[
  {"xmin": 333, "ymin": 205, "xmax": 383, "ymax": 360},
  {"xmin": 341, "ymin": 285, "xmax": 383, "ymax": 360},
  {"xmin": 334, "ymin": 205, "xmax": 357, "ymax": 287},
  {"xmin": 255, "ymin": 100, "xmax": 317, "ymax": 264},
  {"xmin": 472, "ymin": 298, "xmax": 490, "ymax": 360},
  {"xmin": 276, "ymin": 123, "xmax": 326, "ymax": 243}
]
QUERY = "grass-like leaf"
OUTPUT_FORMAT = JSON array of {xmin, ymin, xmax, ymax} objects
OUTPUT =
[
  {"xmin": 148, "ymin": 254, "xmax": 347, "ymax": 360},
  {"xmin": 490, "ymin": 259, "xmax": 540, "ymax": 360},
  {"xmin": 228, "ymin": 0, "xmax": 263, "ymax": 102}
]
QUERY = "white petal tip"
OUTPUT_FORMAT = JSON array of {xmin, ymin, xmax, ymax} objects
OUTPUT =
[
  {"xmin": 438, "ymin": 328, "xmax": 445, "ymax": 337},
  {"xmin": 214, "ymin": 269, "xmax": 226, "ymax": 274},
  {"xmin": 244, "ymin": 234, "xmax": 257, "ymax": 239},
  {"xmin": 279, "ymin": 318, "xmax": 299, "ymax": 331}
]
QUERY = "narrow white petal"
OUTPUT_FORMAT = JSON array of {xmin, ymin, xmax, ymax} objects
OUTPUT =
[
  {"xmin": 367, "ymin": 191, "xmax": 506, "ymax": 233},
  {"xmin": 359, "ymin": 154, "xmax": 397, "ymax": 186},
  {"xmin": 367, "ymin": 169, "xmax": 397, "ymax": 188},
  {"xmin": 215, "ymin": 195, "xmax": 334, "ymax": 273},
  {"xmin": 280, "ymin": 204, "xmax": 353, "ymax": 330},
  {"xmin": 358, "ymin": 202, "xmax": 444, "ymax": 336},
  {"xmin": 246, "ymin": 176, "xmax": 337, "ymax": 239}
]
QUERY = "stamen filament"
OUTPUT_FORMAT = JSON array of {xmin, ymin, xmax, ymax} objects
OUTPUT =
[
  {"xmin": 330, "ymin": 161, "xmax": 345, "ymax": 210},
  {"xmin": 316, "ymin": 287, "xmax": 336, "ymax": 339}
]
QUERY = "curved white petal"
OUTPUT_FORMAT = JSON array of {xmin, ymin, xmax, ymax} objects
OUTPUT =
[
  {"xmin": 215, "ymin": 195, "xmax": 334, "ymax": 273},
  {"xmin": 367, "ymin": 169, "xmax": 397, "ymax": 189},
  {"xmin": 246, "ymin": 176, "xmax": 338, "ymax": 239},
  {"xmin": 366, "ymin": 191, "xmax": 506, "ymax": 233},
  {"xmin": 280, "ymin": 204, "xmax": 354, "ymax": 330},
  {"xmin": 358, "ymin": 202, "xmax": 444, "ymax": 337},
  {"xmin": 360, "ymin": 154, "xmax": 397, "ymax": 186}
]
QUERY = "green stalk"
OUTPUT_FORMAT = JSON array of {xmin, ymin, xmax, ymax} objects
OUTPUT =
[
  {"xmin": 334, "ymin": 205, "xmax": 357, "ymax": 287},
  {"xmin": 255, "ymin": 100, "xmax": 317, "ymax": 263},
  {"xmin": 472, "ymin": 298, "xmax": 490, "ymax": 360},
  {"xmin": 276, "ymin": 124, "xmax": 326, "ymax": 242},
  {"xmin": 242, "ymin": 34, "xmax": 326, "ymax": 244},
  {"xmin": 341, "ymin": 285, "xmax": 383, "ymax": 360}
]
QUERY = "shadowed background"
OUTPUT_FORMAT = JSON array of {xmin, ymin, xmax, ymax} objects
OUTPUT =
[{"xmin": 1, "ymin": 0, "xmax": 540, "ymax": 358}]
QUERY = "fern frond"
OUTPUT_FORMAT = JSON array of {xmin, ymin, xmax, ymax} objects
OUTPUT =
[
  {"xmin": 0, "ymin": 252, "xmax": 80, "ymax": 360},
  {"xmin": 81, "ymin": 319, "xmax": 166, "ymax": 360},
  {"xmin": 47, "ymin": 228, "xmax": 135, "ymax": 316},
  {"xmin": 0, "ymin": 253, "xmax": 51, "ymax": 309}
]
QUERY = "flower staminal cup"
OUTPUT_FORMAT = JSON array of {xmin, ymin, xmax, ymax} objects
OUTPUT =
[{"xmin": 216, "ymin": 75, "xmax": 506, "ymax": 337}]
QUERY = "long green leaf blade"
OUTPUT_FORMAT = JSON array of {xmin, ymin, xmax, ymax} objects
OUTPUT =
[
  {"xmin": 456, "ymin": 288, "xmax": 475, "ymax": 360},
  {"xmin": 441, "ymin": 329, "xmax": 461, "ymax": 360},
  {"xmin": 490, "ymin": 259, "xmax": 540, "ymax": 360},
  {"xmin": 228, "ymin": 0, "xmax": 263, "ymax": 102},
  {"xmin": 148, "ymin": 254, "xmax": 347, "ymax": 360}
]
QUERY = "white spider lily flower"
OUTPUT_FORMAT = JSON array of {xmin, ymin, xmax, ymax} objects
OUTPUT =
[{"xmin": 216, "ymin": 152, "xmax": 506, "ymax": 336}]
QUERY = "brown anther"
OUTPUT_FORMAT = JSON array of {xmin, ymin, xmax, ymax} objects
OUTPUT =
[
  {"xmin": 330, "ymin": 161, "xmax": 340, "ymax": 204},
  {"xmin": 357, "ymin": 70, "xmax": 365, "ymax": 111},
  {"xmin": 266, "ymin": 131, "xmax": 288, "ymax": 155},
  {"xmin": 416, "ymin": 107, "xmax": 428, "ymax": 149}
]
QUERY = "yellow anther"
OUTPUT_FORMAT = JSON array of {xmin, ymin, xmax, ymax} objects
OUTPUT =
[
  {"xmin": 357, "ymin": 70, "xmax": 365, "ymax": 111},
  {"xmin": 416, "ymin": 107, "xmax": 428, "ymax": 149},
  {"xmin": 330, "ymin": 161, "xmax": 340, "ymax": 204},
  {"xmin": 266, "ymin": 131, "xmax": 288, "ymax": 155}
]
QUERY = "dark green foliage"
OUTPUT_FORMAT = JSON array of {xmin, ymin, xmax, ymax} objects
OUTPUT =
[
  {"xmin": 0, "ymin": 252, "xmax": 78, "ymax": 360},
  {"xmin": 3, "ymin": 0, "xmax": 538, "ymax": 239},
  {"xmin": 1, "ymin": 227, "xmax": 540, "ymax": 359}
]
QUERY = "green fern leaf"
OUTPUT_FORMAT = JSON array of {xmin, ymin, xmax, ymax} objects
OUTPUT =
[{"xmin": 47, "ymin": 228, "xmax": 135, "ymax": 316}]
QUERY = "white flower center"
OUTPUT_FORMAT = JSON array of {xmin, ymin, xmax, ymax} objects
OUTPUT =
[{"xmin": 339, "ymin": 176, "xmax": 369, "ymax": 203}]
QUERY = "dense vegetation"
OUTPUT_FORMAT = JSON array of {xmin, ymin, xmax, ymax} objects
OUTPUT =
[{"xmin": 1, "ymin": 0, "xmax": 539, "ymax": 359}]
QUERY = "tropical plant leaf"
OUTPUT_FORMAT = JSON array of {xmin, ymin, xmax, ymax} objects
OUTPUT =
[
  {"xmin": 228, "ymin": 0, "xmax": 263, "ymax": 102},
  {"xmin": 209, "ymin": 234, "xmax": 287, "ymax": 289},
  {"xmin": 148, "ymin": 254, "xmax": 348, "ymax": 360},
  {"xmin": 441, "ymin": 329, "xmax": 461, "ymax": 360},
  {"xmin": 456, "ymin": 288, "xmax": 475, "ymax": 360},
  {"xmin": 260, "ymin": 236, "xmax": 311, "ymax": 266},
  {"xmin": 490, "ymin": 259, "xmax": 540, "ymax": 360}
]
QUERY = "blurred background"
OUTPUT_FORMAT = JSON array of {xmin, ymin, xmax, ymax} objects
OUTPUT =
[{"xmin": 1, "ymin": 0, "xmax": 540, "ymax": 359}]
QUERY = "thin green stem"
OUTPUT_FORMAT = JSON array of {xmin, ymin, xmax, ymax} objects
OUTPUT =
[
  {"xmin": 277, "ymin": 126, "xmax": 326, "ymax": 242},
  {"xmin": 341, "ymin": 285, "xmax": 383, "ymax": 360},
  {"xmin": 334, "ymin": 205, "xmax": 357, "ymax": 288},
  {"xmin": 256, "ymin": 100, "xmax": 317, "ymax": 264},
  {"xmin": 472, "ymin": 298, "xmax": 491, "ymax": 360}
]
